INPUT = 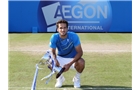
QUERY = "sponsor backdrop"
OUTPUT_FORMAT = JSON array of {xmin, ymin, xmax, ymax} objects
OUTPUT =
[{"xmin": 8, "ymin": 0, "xmax": 132, "ymax": 33}]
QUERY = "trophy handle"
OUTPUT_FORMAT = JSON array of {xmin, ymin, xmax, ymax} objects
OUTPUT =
[{"xmin": 56, "ymin": 67, "xmax": 65, "ymax": 79}]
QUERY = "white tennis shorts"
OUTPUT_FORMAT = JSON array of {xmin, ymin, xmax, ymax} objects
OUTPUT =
[{"xmin": 57, "ymin": 56, "xmax": 75, "ymax": 70}]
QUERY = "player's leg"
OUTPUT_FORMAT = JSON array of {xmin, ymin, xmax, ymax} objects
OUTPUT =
[
  {"xmin": 55, "ymin": 56, "xmax": 73, "ymax": 88},
  {"xmin": 74, "ymin": 58, "xmax": 85, "ymax": 73},
  {"xmin": 73, "ymin": 58, "xmax": 85, "ymax": 88},
  {"xmin": 55, "ymin": 56, "xmax": 85, "ymax": 88}
]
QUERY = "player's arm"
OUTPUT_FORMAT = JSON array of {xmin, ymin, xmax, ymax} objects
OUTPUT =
[
  {"xmin": 49, "ymin": 34, "xmax": 60, "ymax": 67},
  {"xmin": 50, "ymin": 48, "xmax": 60, "ymax": 67},
  {"xmin": 70, "ymin": 33, "xmax": 83, "ymax": 64},
  {"xmin": 69, "ymin": 44, "xmax": 83, "ymax": 66}
]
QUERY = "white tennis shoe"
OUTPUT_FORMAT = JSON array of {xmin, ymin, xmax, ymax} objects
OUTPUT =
[
  {"xmin": 55, "ymin": 75, "xmax": 65, "ymax": 88},
  {"xmin": 73, "ymin": 76, "xmax": 81, "ymax": 88}
]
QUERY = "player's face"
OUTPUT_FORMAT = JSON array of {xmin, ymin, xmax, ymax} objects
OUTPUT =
[{"xmin": 57, "ymin": 23, "xmax": 68, "ymax": 38}]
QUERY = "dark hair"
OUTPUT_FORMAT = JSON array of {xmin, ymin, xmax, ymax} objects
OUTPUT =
[{"xmin": 56, "ymin": 19, "xmax": 68, "ymax": 29}]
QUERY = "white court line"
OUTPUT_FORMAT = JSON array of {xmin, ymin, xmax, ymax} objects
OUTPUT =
[
  {"xmin": 9, "ymin": 49, "xmax": 131, "ymax": 52},
  {"xmin": 8, "ymin": 87, "xmax": 132, "ymax": 90}
]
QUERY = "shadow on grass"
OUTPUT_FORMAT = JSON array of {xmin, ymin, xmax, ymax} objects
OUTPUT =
[{"xmin": 62, "ymin": 85, "xmax": 132, "ymax": 90}]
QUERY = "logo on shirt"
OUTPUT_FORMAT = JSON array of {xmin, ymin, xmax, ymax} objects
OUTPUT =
[{"xmin": 38, "ymin": 0, "xmax": 112, "ymax": 32}]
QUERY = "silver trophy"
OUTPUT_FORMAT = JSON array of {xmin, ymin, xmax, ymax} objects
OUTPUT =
[
  {"xmin": 31, "ymin": 50, "xmax": 65, "ymax": 90},
  {"xmin": 39, "ymin": 50, "xmax": 65, "ymax": 79}
]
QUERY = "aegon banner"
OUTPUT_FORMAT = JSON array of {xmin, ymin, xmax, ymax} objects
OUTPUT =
[
  {"xmin": 39, "ymin": 0, "xmax": 112, "ymax": 32},
  {"xmin": 9, "ymin": 0, "xmax": 132, "ymax": 33}
]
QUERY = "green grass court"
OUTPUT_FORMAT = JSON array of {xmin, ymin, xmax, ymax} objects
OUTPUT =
[{"xmin": 8, "ymin": 33, "xmax": 132, "ymax": 90}]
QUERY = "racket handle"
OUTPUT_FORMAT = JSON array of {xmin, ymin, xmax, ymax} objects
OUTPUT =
[{"xmin": 56, "ymin": 67, "xmax": 65, "ymax": 79}]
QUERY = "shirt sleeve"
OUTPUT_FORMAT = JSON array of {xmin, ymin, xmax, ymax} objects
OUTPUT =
[
  {"xmin": 73, "ymin": 33, "xmax": 81, "ymax": 47},
  {"xmin": 49, "ymin": 34, "xmax": 57, "ymax": 49}
]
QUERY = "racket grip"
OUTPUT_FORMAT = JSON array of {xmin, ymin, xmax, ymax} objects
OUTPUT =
[{"xmin": 56, "ymin": 67, "xmax": 65, "ymax": 79}]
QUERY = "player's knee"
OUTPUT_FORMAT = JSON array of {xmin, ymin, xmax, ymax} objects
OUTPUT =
[{"xmin": 78, "ymin": 58, "xmax": 85, "ymax": 67}]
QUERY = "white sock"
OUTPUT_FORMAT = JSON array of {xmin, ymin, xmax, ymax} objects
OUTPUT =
[{"xmin": 75, "ymin": 72, "xmax": 81, "ymax": 78}]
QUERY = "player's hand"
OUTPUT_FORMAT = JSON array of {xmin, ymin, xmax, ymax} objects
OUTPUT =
[
  {"xmin": 55, "ymin": 59, "xmax": 60, "ymax": 67},
  {"xmin": 63, "ymin": 63, "xmax": 71, "ymax": 72}
]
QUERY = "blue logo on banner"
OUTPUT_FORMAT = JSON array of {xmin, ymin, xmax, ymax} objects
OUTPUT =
[{"xmin": 38, "ymin": 0, "xmax": 112, "ymax": 32}]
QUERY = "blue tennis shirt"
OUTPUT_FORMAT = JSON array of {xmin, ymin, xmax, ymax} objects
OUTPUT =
[{"xmin": 49, "ymin": 31, "xmax": 81, "ymax": 58}]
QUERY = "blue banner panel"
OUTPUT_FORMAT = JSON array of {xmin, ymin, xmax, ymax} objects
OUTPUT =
[{"xmin": 8, "ymin": 0, "xmax": 132, "ymax": 33}]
